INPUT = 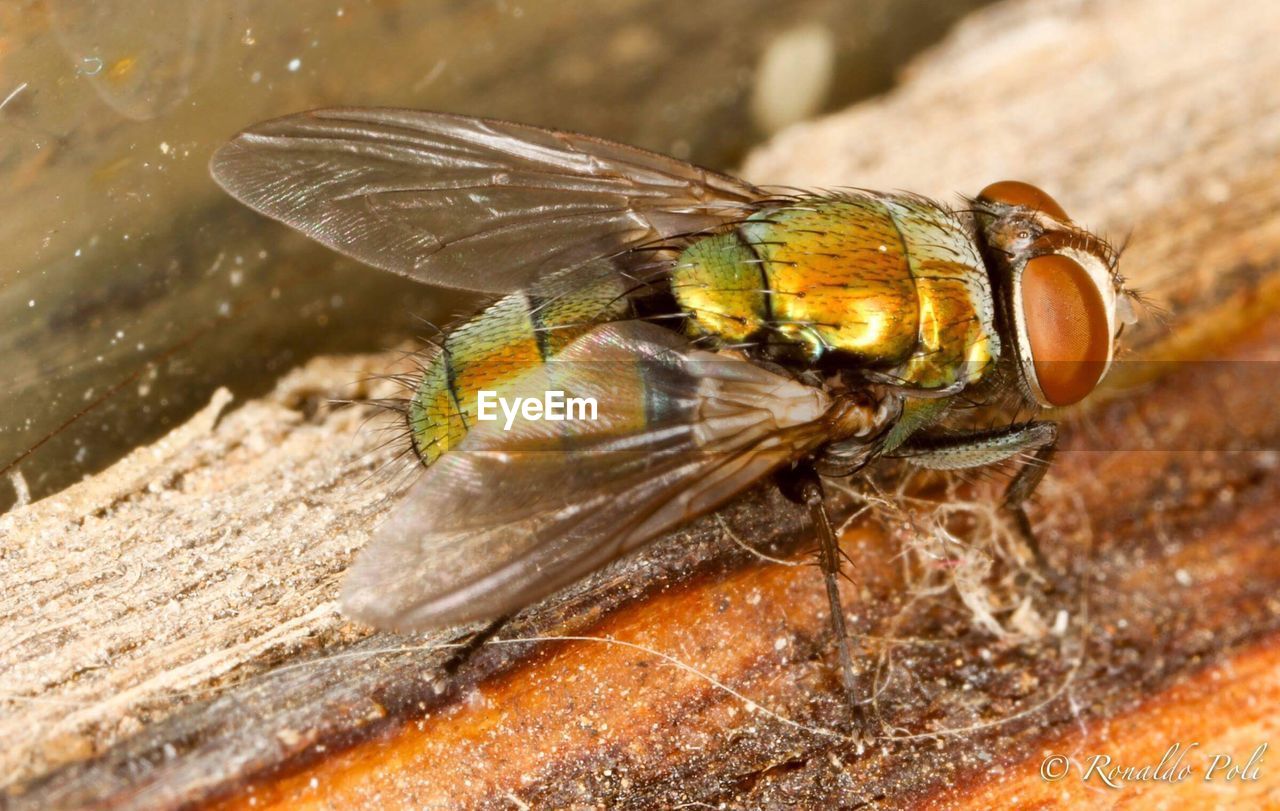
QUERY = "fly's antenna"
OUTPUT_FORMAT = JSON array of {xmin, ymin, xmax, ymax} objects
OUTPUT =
[
  {"xmin": 1109, "ymin": 228, "xmax": 1134, "ymax": 271},
  {"xmin": 1126, "ymin": 286, "xmax": 1172, "ymax": 330}
]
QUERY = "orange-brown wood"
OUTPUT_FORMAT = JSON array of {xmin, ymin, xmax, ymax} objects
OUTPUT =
[
  {"xmin": 931, "ymin": 633, "xmax": 1280, "ymax": 809},
  {"xmin": 211, "ymin": 525, "xmax": 895, "ymax": 810}
]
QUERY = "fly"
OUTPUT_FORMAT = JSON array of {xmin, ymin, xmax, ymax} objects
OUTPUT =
[{"xmin": 209, "ymin": 108, "xmax": 1140, "ymax": 739}]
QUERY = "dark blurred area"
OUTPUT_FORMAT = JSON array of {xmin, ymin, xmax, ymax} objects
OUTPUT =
[{"xmin": 0, "ymin": 0, "xmax": 992, "ymax": 510}]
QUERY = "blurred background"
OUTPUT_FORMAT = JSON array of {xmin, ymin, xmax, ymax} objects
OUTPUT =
[{"xmin": 0, "ymin": 0, "xmax": 995, "ymax": 510}]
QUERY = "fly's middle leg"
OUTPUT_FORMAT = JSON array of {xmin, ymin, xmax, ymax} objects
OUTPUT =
[
  {"xmin": 889, "ymin": 421, "xmax": 1065, "ymax": 589},
  {"xmin": 777, "ymin": 464, "xmax": 874, "ymax": 741}
]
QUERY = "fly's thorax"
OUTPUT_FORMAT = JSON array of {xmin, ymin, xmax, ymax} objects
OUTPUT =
[
  {"xmin": 671, "ymin": 233, "xmax": 769, "ymax": 343},
  {"xmin": 974, "ymin": 181, "xmax": 1136, "ymax": 408},
  {"xmin": 742, "ymin": 196, "xmax": 920, "ymax": 364},
  {"xmin": 407, "ymin": 263, "xmax": 633, "ymax": 466},
  {"xmin": 874, "ymin": 194, "xmax": 999, "ymax": 389},
  {"xmin": 671, "ymin": 194, "xmax": 999, "ymax": 392}
]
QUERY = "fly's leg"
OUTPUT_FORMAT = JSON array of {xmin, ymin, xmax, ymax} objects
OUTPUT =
[
  {"xmin": 890, "ymin": 421, "xmax": 1064, "ymax": 588},
  {"xmin": 442, "ymin": 613, "xmax": 511, "ymax": 678},
  {"xmin": 778, "ymin": 465, "xmax": 872, "ymax": 740}
]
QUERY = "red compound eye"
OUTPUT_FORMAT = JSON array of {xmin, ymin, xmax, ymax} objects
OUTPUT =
[
  {"xmin": 978, "ymin": 180, "xmax": 1070, "ymax": 221},
  {"xmin": 1019, "ymin": 254, "xmax": 1111, "ymax": 406}
]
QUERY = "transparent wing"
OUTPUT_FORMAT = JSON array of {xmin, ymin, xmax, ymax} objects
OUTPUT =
[
  {"xmin": 209, "ymin": 108, "xmax": 766, "ymax": 293},
  {"xmin": 341, "ymin": 322, "xmax": 876, "ymax": 629}
]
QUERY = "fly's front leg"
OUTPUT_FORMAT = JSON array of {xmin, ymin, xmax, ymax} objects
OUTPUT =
[{"xmin": 890, "ymin": 421, "xmax": 1064, "ymax": 588}]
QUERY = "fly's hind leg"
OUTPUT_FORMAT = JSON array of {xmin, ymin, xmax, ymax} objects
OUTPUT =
[
  {"xmin": 889, "ymin": 421, "xmax": 1065, "ymax": 589},
  {"xmin": 441, "ymin": 613, "xmax": 511, "ymax": 679},
  {"xmin": 778, "ymin": 464, "xmax": 874, "ymax": 741}
]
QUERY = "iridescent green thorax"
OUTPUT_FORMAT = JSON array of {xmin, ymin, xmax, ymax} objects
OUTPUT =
[{"xmin": 671, "ymin": 193, "xmax": 999, "ymax": 389}]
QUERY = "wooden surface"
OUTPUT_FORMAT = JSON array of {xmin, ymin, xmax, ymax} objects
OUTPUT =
[{"xmin": 4, "ymin": 0, "xmax": 1280, "ymax": 807}]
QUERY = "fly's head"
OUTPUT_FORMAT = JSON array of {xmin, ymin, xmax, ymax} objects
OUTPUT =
[{"xmin": 974, "ymin": 180, "xmax": 1139, "ymax": 409}]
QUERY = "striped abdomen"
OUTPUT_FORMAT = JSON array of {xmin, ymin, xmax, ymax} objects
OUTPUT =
[
  {"xmin": 671, "ymin": 193, "xmax": 1000, "ymax": 390},
  {"xmin": 407, "ymin": 263, "xmax": 632, "ymax": 465}
]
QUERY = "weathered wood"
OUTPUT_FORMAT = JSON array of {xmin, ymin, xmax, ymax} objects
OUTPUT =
[{"xmin": 4, "ymin": 0, "xmax": 1280, "ymax": 806}]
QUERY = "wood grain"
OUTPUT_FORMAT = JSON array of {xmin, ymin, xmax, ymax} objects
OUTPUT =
[{"xmin": 4, "ymin": 0, "xmax": 1280, "ymax": 807}]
